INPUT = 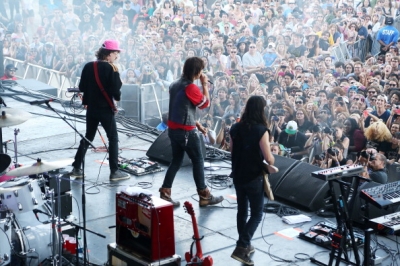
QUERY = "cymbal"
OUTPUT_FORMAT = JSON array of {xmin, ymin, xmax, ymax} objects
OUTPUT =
[
  {"xmin": 0, "ymin": 108, "xmax": 32, "ymax": 128},
  {"xmin": 6, "ymin": 158, "xmax": 74, "ymax": 177}
]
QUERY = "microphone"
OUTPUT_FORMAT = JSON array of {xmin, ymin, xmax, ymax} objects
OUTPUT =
[{"xmin": 30, "ymin": 99, "xmax": 53, "ymax": 105}]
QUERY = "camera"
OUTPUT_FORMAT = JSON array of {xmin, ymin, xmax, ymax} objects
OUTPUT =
[
  {"xmin": 145, "ymin": 65, "xmax": 152, "ymax": 73},
  {"xmin": 323, "ymin": 127, "xmax": 333, "ymax": 134},
  {"xmin": 360, "ymin": 150, "xmax": 376, "ymax": 160},
  {"xmin": 202, "ymin": 122, "xmax": 208, "ymax": 128},
  {"xmin": 273, "ymin": 116, "xmax": 279, "ymax": 121},
  {"xmin": 275, "ymin": 109, "xmax": 285, "ymax": 116},
  {"xmin": 314, "ymin": 152, "xmax": 325, "ymax": 161},
  {"xmin": 327, "ymin": 147, "xmax": 339, "ymax": 156},
  {"xmin": 225, "ymin": 117, "xmax": 233, "ymax": 126}
]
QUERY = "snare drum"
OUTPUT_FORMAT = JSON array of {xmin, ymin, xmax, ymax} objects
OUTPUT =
[{"xmin": 0, "ymin": 178, "xmax": 45, "ymax": 213}]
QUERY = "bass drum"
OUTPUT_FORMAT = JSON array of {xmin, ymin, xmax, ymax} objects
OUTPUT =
[
  {"xmin": 10, "ymin": 210, "xmax": 55, "ymax": 265},
  {"xmin": 0, "ymin": 214, "xmax": 12, "ymax": 265}
]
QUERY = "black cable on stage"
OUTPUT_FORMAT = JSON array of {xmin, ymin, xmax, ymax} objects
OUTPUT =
[
  {"xmin": 263, "ymin": 202, "xmax": 300, "ymax": 217},
  {"xmin": 205, "ymin": 174, "xmax": 232, "ymax": 189}
]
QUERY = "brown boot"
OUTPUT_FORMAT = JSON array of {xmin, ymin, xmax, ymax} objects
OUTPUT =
[
  {"xmin": 159, "ymin": 187, "xmax": 180, "ymax": 207},
  {"xmin": 197, "ymin": 187, "xmax": 224, "ymax": 207}
]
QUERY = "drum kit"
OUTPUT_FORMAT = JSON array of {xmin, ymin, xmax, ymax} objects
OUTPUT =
[{"xmin": 0, "ymin": 107, "xmax": 74, "ymax": 265}]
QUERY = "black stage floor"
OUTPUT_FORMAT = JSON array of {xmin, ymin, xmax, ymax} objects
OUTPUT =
[{"xmin": 0, "ymin": 84, "xmax": 399, "ymax": 266}]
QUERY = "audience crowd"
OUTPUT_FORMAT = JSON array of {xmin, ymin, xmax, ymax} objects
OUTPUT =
[{"xmin": 1, "ymin": 0, "xmax": 400, "ymax": 182}]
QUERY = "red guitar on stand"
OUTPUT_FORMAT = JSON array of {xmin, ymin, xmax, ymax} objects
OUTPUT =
[{"xmin": 183, "ymin": 201, "xmax": 213, "ymax": 266}]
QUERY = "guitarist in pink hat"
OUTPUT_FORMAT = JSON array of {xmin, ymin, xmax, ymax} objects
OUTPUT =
[{"xmin": 70, "ymin": 39, "xmax": 130, "ymax": 182}]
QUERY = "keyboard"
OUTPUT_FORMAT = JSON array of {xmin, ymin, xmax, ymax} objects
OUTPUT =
[
  {"xmin": 369, "ymin": 211, "xmax": 400, "ymax": 235},
  {"xmin": 360, "ymin": 181, "xmax": 400, "ymax": 209},
  {"xmin": 311, "ymin": 164, "xmax": 364, "ymax": 181}
]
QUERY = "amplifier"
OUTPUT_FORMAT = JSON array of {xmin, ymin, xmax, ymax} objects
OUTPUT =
[
  {"xmin": 116, "ymin": 193, "xmax": 175, "ymax": 262},
  {"xmin": 108, "ymin": 243, "xmax": 181, "ymax": 266}
]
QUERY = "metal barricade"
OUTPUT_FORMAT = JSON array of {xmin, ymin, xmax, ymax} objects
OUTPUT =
[
  {"xmin": 3, "ymin": 57, "xmax": 77, "ymax": 99},
  {"xmin": 330, "ymin": 41, "xmax": 351, "ymax": 63},
  {"xmin": 140, "ymin": 83, "xmax": 169, "ymax": 125}
]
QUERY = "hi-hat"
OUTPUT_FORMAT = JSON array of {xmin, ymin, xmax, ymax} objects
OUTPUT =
[
  {"xmin": 0, "ymin": 108, "xmax": 32, "ymax": 128},
  {"xmin": 6, "ymin": 158, "xmax": 74, "ymax": 177}
]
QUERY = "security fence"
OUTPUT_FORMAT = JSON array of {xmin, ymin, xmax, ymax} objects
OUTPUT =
[{"xmin": 2, "ymin": 57, "xmax": 168, "ymax": 125}]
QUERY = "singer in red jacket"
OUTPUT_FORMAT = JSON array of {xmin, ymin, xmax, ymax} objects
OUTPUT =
[{"xmin": 158, "ymin": 57, "xmax": 224, "ymax": 208}]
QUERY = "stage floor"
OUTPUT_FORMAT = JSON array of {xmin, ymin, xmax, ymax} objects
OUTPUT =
[{"xmin": 0, "ymin": 84, "xmax": 399, "ymax": 266}]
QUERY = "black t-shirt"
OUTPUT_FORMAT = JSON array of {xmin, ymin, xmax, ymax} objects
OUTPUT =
[
  {"xmin": 230, "ymin": 123, "xmax": 269, "ymax": 184},
  {"xmin": 213, "ymin": 99, "xmax": 229, "ymax": 117},
  {"xmin": 370, "ymin": 169, "xmax": 388, "ymax": 184},
  {"xmin": 297, "ymin": 120, "xmax": 313, "ymax": 133},
  {"xmin": 319, "ymin": 39, "xmax": 330, "ymax": 51},
  {"xmin": 287, "ymin": 44, "xmax": 307, "ymax": 58},
  {"xmin": 385, "ymin": 145, "xmax": 399, "ymax": 161},
  {"xmin": 277, "ymin": 130, "xmax": 307, "ymax": 159}
]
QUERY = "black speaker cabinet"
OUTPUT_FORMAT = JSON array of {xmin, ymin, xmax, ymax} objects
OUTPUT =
[
  {"xmin": 146, "ymin": 130, "xmax": 206, "ymax": 167},
  {"xmin": 45, "ymin": 172, "xmax": 71, "ymax": 195},
  {"xmin": 273, "ymin": 161, "xmax": 329, "ymax": 212},
  {"xmin": 269, "ymin": 155, "xmax": 299, "ymax": 190},
  {"xmin": 52, "ymin": 193, "xmax": 73, "ymax": 219}
]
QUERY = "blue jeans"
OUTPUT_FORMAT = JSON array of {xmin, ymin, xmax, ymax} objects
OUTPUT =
[
  {"xmin": 73, "ymin": 107, "xmax": 119, "ymax": 172},
  {"xmin": 162, "ymin": 128, "xmax": 206, "ymax": 190},
  {"xmin": 234, "ymin": 176, "xmax": 264, "ymax": 248}
]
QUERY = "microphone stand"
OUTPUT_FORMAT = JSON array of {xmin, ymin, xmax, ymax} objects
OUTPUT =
[
  {"xmin": 62, "ymin": 219, "xmax": 106, "ymax": 265},
  {"xmin": 45, "ymin": 102, "xmax": 96, "ymax": 266}
]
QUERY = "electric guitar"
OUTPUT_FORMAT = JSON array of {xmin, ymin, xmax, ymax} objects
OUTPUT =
[{"xmin": 183, "ymin": 201, "xmax": 213, "ymax": 266}]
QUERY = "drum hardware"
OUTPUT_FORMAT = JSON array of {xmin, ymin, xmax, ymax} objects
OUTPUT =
[
  {"xmin": 45, "ymin": 100, "xmax": 99, "ymax": 266},
  {"xmin": 0, "ymin": 107, "xmax": 31, "ymax": 154},
  {"xmin": 13, "ymin": 128, "xmax": 20, "ymax": 168},
  {"xmin": 6, "ymin": 158, "xmax": 74, "ymax": 177}
]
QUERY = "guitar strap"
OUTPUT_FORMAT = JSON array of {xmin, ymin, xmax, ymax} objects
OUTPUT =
[{"xmin": 93, "ymin": 61, "xmax": 117, "ymax": 112}]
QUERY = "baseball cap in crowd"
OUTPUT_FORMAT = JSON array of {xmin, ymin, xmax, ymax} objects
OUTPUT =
[
  {"xmin": 45, "ymin": 42, "xmax": 54, "ymax": 47},
  {"xmin": 285, "ymin": 121, "xmax": 298, "ymax": 134},
  {"xmin": 268, "ymin": 42, "xmax": 275, "ymax": 48},
  {"xmin": 385, "ymin": 16, "xmax": 394, "ymax": 25},
  {"xmin": 5, "ymin": 64, "xmax": 18, "ymax": 71},
  {"xmin": 192, "ymin": 38, "xmax": 200, "ymax": 43},
  {"xmin": 102, "ymin": 39, "xmax": 121, "ymax": 51},
  {"xmin": 295, "ymin": 64, "xmax": 303, "ymax": 69}
]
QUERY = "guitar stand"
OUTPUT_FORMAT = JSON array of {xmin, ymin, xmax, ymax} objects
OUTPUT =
[{"xmin": 311, "ymin": 175, "xmax": 365, "ymax": 266}]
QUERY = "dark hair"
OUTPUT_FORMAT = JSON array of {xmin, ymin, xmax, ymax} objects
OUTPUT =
[
  {"xmin": 95, "ymin": 48, "xmax": 118, "ymax": 60},
  {"xmin": 345, "ymin": 117, "xmax": 359, "ymax": 132},
  {"xmin": 181, "ymin": 57, "xmax": 205, "ymax": 81},
  {"xmin": 317, "ymin": 90, "xmax": 327, "ymax": 97},
  {"xmin": 241, "ymin": 96, "xmax": 268, "ymax": 126},
  {"xmin": 389, "ymin": 90, "xmax": 400, "ymax": 104}
]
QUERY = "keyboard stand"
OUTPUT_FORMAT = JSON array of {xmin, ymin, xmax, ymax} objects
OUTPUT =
[{"xmin": 311, "ymin": 176, "xmax": 364, "ymax": 266}]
